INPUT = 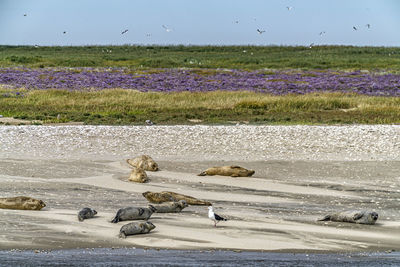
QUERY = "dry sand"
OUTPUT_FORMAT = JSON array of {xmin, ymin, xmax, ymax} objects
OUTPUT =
[{"xmin": 0, "ymin": 125, "xmax": 400, "ymax": 252}]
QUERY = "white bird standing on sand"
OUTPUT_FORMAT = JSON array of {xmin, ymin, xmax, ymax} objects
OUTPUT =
[{"xmin": 208, "ymin": 206, "xmax": 227, "ymax": 227}]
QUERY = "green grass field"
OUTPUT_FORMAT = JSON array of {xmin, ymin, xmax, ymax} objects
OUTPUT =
[
  {"xmin": 1, "ymin": 45, "xmax": 400, "ymax": 125},
  {"xmin": 0, "ymin": 45, "xmax": 399, "ymax": 71}
]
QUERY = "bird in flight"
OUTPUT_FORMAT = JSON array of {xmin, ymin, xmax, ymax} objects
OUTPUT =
[
  {"xmin": 366, "ymin": 24, "xmax": 371, "ymax": 29},
  {"xmin": 353, "ymin": 26, "xmax": 358, "ymax": 31},
  {"xmin": 63, "ymin": 31, "xmax": 67, "ymax": 34},
  {"xmin": 121, "ymin": 29, "xmax": 128, "ymax": 34},
  {"xmin": 23, "ymin": 14, "xmax": 27, "ymax": 17},
  {"xmin": 286, "ymin": 6, "xmax": 293, "ymax": 11},
  {"xmin": 309, "ymin": 43, "xmax": 314, "ymax": 49},
  {"xmin": 257, "ymin": 29, "xmax": 266, "ymax": 34},
  {"xmin": 319, "ymin": 31, "xmax": 326, "ymax": 36},
  {"xmin": 208, "ymin": 206, "xmax": 227, "ymax": 227},
  {"xmin": 162, "ymin": 25, "xmax": 173, "ymax": 32}
]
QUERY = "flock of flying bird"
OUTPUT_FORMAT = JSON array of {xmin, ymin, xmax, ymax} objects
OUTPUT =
[{"xmin": 23, "ymin": 6, "xmax": 371, "ymax": 47}]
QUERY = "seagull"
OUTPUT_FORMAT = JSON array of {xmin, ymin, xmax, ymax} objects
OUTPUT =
[
  {"xmin": 162, "ymin": 25, "xmax": 172, "ymax": 32},
  {"xmin": 208, "ymin": 206, "xmax": 227, "ymax": 227},
  {"xmin": 366, "ymin": 24, "xmax": 371, "ymax": 29},
  {"xmin": 319, "ymin": 31, "xmax": 326, "ymax": 36},
  {"xmin": 121, "ymin": 29, "xmax": 128, "ymax": 34},
  {"xmin": 353, "ymin": 26, "xmax": 358, "ymax": 31},
  {"xmin": 286, "ymin": 6, "xmax": 293, "ymax": 11},
  {"xmin": 234, "ymin": 20, "xmax": 239, "ymax": 24},
  {"xmin": 23, "ymin": 14, "xmax": 27, "ymax": 17},
  {"xmin": 146, "ymin": 33, "xmax": 151, "ymax": 37},
  {"xmin": 257, "ymin": 29, "xmax": 266, "ymax": 34},
  {"xmin": 145, "ymin": 119, "xmax": 154, "ymax": 126},
  {"xmin": 63, "ymin": 31, "xmax": 67, "ymax": 34}
]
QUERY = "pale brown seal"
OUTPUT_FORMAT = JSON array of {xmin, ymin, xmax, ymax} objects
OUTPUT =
[
  {"xmin": 78, "ymin": 207, "xmax": 97, "ymax": 221},
  {"xmin": 0, "ymin": 196, "xmax": 46, "ymax": 211},
  {"xmin": 318, "ymin": 210, "xmax": 379, "ymax": 225},
  {"xmin": 126, "ymin": 155, "xmax": 159, "ymax": 171},
  {"xmin": 111, "ymin": 206, "xmax": 157, "ymax": 223},
  {"xmin": 119, "ymin": 221, "xmax": 156, "ymax": 238},
  {"xmin": 142, "ymin": 191, "xmax": 212, "ymax": 206},
  {"xmin": 198, "ymin": 166, "xmax": 255, "ymax": 177},
  {"xmin": 152, "ymin": 200, "xmax": 188, "ymax": 213},
  {"xmin": 128, "ymin": 167, "xmax": 148, "ymax": 183}
]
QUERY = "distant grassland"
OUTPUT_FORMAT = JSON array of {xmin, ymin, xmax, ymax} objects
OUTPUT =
[
  {"xmin": 0, "ymin": 45, "xmax": 399, "ymax": 71},
  {"xmin": 1, "ymin": 45, "xmax": 400, "ymax": 125},
  {"xmin": 1, "ymin": 89, "xmax": 400, "ymax": 125}
]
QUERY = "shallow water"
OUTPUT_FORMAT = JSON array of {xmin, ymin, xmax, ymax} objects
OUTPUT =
[{"xmin": 1, "ymin": 249, "xmax": 400, "ymax": 267}]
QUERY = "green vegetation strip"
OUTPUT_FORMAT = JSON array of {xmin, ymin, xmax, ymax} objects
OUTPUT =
[
  {"xmin": 0, "ymin": 45, "xmax": 399, "ymax": 71},
  {"xmin": 1, "ymin": 89, "xmax": 400, "ymax": 125}
]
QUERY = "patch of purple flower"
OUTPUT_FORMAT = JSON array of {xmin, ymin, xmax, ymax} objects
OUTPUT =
[{"xmin": 0, "ymin": 67, "xmax": 399, "ymax": 96}]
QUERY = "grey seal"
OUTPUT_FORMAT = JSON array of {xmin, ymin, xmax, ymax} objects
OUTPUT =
[
  {"xmin": 119, "ymin": 221, "xmax": 156, "ymax": 238},
  {"xmin": 126, "ymin": 155, "xmax": 159, "ymax": 171},
  {"xmin": 78, "ymin": 207, "xmax": 97, "ymax": 221},
  {"xmin": 318, "ymin": 210, "xmax": 378, "ymax": 225},
  {"xmin": 153, "ymin": 200, "xmax": 188, "ymax": 213},
  {"xmin": 111, "ymin": 206, "xmax": 156, "ymax": 223},
  {"xmin": 198, "ymin": 166, "xmax": 255, "ymax": 177}
]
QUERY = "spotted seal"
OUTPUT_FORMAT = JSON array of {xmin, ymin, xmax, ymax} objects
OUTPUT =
[
  {"xmin": 78, "ymin": 207, "xmax": 97, "ymax": 221},
  {"xmin": 198, "ymin": 166, "xmax": 255, "ymax": 177},
  {"xmin": 0, "ymin": 196, "xmax": 46, "ymax": 211},
  {"xmin": 128, "ymin": 167, "xmax": 148, "ymax": 183},
  {"xmin": 119, "ymin": 221, "xmax": 156, "ymax": 238},
  {"xmin": 126, "ymin": 155, "xmax": 159, "ymax": 171},
  {"xmin": 318, "ymin": 210, "xmax": 379, "ymax": 225},
  {"xmin": 111, "ymin": 206, "xmax": 156, "ymax": 223},
  {"xmin": 152, "ymin": 200, "xmax": 188, "ymax": 213},
  {"xmin": 142, "ymin": 191, "xmax": 212, "ymax": 206}
]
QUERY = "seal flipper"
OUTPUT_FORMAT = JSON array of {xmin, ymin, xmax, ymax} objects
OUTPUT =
[
  {"xmin": 119, "ymin": 232, "xmax": 126, "ymax": 239},
  {"xmin": 353, "ymin": 212, "xmax": 363, "ymax": 221},
  {"xmin": 318, "ymin": 215, "xmax": 331, "ymax": 221},
  {"xmin": 198, "ymin": 171, "xmax": 206, "ymax": 176},
  {"xmin": 111, "ymin": 209, "xmax": 122, "ymax": 223},
  {"xmin": 138, "ymin": 208, "xmax": 145, "ymax": 216}
]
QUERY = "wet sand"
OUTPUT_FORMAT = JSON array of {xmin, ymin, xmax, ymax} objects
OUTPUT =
[{"xmin": 0, "ymin": 125, "xmax": 400, "ymax": 252}]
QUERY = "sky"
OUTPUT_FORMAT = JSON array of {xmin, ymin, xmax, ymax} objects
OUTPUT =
[{"xmin": 0, "ymin": 0, "xmax": 399, "ymax": 47}]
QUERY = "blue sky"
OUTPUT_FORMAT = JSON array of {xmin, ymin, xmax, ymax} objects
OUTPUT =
[{"xmin": 0, "ymin": 0, "xmax": 399, "ymax": 46}]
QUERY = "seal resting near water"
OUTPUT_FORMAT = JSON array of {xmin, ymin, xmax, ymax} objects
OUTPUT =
[
  {"xmin": 142, "ymin": 191, "xmax": 212, "ymax": 206},
  {"xmin": 78, "ymin": 207, "xmax": 97, "ymax": 221},
  {"xmin": 198, "ymin": 166, "xmax": 255, "ymax": 177},
  {"xmin": 152, "ymin": 200, "xmax": 188, "ymax": 213},
  {"xmin": 111, "ymin": 206, "xmax": 157, "ymax": 223},
  {"xmin": 318, "ymin": 210, "xmax": 379, "ymax": 225},
  {"xmin": 128, "ymin": 167, "xmax": 148, "ymax": 183},
  {"xmin": 126, "ymin": 155, "xmax": 159, "ymax": 171},
  {"xmin": 119, "ymin": 221, "xmax": 156, "ymax": 238},
  {"xmin": 0, "ymin": 196, "xmax": 46, "ymax": 210}
]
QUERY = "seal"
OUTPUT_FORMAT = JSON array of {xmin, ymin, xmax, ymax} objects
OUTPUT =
[
  {"xmin": 111, "ymin": 205, "xmax": 157, "ymax": 223},
  {"xmin": 318, "ymin": 210, "xmax": 379, "ymax": 225},
  {"xmin": 119, "ymin": 221, "xmax": 156, "ymax": 238},
  {"xmin": 128, "ymin": 167, "xmax": 148, "ymax": 183},
  {"xmin": 197, "ymin": 166, "xmax": 255, "ymax": 177},
  {"xmin": 78, "ymin": 207, "xmax": 97, "ymax": 221},
  {"xmin": 152, "ymin": 200, "xmax": 188, "ymax": 213},
  {"xmin": 0, "ymin": 196, "xmax": 46, "ymax": 210},
  {"xmin": 126, "ymin": 155, "xmax": 159, "ymax": 171},
  {"xmin": 142, "ymin": 191, "xmax": 212, "ymax": 206}
]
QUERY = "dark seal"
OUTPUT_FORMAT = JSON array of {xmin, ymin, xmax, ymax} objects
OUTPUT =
[
  {"xmin": 111, "ymin": 206, "xmax": 156, "ymax": 223},
  {"xmin": 78, "ymin": 207, "xmax": 97, "ymax": 221},
  {"xmin": 119, "ymin": 221, "xmax": 156, "ymax": 238}
]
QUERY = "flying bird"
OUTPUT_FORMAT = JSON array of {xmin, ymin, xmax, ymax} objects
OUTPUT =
[
  {"xmin": 121, "ymin": 29, "xmax": 128, "ymax": 34},
  {"xmin": 162, "ymin": 25, "xmax": 172, "ymax": 32},
  {"xmin": 309, "ymin": 43, "xmax": 314, "ymax": 49},
  {"xmin": 23, "ymin": 14, "xmax": 27, "ymax": 17},
  {"xmin": 234, "ymin": 20, "xmax": 239, "ymax": 24},
  {"xmin": 286, "ymin": 6, "xmax": 293, "ymax": 11},
  {"xmin": 63, "ymin": 31, "xmax": 67, "ymax": 34},
  {"xmin": 208, "ymin": 206, "xmax": 227, "ymax": 227},
  {"xmin": 353, "ymin": 26, "xmax": 358, "ymax": 31},
  {"xmin": 319, "ymin": 31, "xmax": 326, "ymax": 36},
  {"xmin": 366, "ymin": 24, "xmax": 371, "ymax": 29},
  {"xmin": 257, "ymin": 29, "xmax": 266, "ymax": 34}
]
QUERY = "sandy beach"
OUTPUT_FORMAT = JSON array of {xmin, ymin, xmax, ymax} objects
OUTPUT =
[{"xmin": 1, "ymin": 125, "xmax": 400, "ymax": 252}]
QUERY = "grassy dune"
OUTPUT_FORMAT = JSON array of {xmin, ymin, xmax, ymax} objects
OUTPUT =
[
  {"xmin": 1, "ymin": 89, "xmax": 400, "ymax": 125},
  {"xmin": 0, "ymin": 45, "xmax": 399, "ymax": 71}
]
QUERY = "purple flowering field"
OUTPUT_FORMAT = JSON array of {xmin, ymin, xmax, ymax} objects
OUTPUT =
[{"xmin": 1, "ymin": 67, "xmax": 400, "ymax": 96}]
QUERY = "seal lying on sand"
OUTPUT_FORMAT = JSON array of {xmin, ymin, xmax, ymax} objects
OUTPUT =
[
  {"xmin": 0, "ymin": 196, "xmax": 46, "ymax": 210},
  {"xmin": 119, "ymin": 221, "xmax": 156, "ymax": 238},
  {"xmin": 126, "ymin": 155, "xmax": 159, "ymax": 171},
  {"xmin": 128, "ymin": 167, "xmax": 148, "ymax": 183},
  {"xmin": 152, "ymin": 200, "xmax": 188, "ymax": 213},
  {"xmin": 111, "ymin": 206, "xmax": 157, "ymax": 223},
  {"xmin": 198, "ymin": 166, "xmax": 255, "ymax": 177},
  {"xmin": 78, "ymin": 207, "xmax": 97, "ymax": 221},
  {"xmin": 318, "ymin": 210, "xmax": 379, "ymax": 225},
  {"xmin": 142, "ymin": 191, "xmax": 212, "ymax": 206}
]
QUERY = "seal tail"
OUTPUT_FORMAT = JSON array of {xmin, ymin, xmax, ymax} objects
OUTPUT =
[
  {"xmin": 317, "ymin": 215, "xmax": 331, "ymax": 222},
  {"xmin": 111, "ymin": 210, "xmax": 122, "ymax": 223},
  {"xmin": 197, "ymin": 171, "xmax": 206, "ymax": 176},
  {"xmin": 119, "ymin": 232, "xmax": 126, "ymax": 239},
  {"xmin": 78, "ymin": 215, "xmax": 84, "ymax": 222}
]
